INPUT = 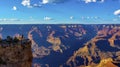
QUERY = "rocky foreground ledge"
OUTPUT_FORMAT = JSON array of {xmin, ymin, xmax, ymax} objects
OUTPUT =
[{"xmin": 0, "ymin": 36, "xmax": 33, "ymax": 67}]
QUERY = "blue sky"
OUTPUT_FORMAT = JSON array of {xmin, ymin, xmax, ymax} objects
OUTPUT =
[{"xmin": 0, "ymin": 0, "xmax": 120, "ymax": 24}]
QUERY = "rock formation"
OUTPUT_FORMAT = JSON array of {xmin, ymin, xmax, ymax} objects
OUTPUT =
[
  {"xmin": 66, "ymin": 25, "xmax": 120, "ymax": 67},
  {"xmin": 0, "ymin": 37, "xmax": 32, "ymax": 67}
]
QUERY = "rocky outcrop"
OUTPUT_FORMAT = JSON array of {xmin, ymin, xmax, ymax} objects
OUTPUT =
[
  {"xmin": 47, "ymin": 31, "xmax": 63, "ymax": 53},
  {"xmin": 84, "ymin": 58, "xmax": 118, "ymax": 67},
  {"xmin": 0, "ymin": 39, "xmax": 32, "ymax": 67}
]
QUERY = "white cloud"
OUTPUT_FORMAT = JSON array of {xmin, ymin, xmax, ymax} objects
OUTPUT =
[
  {"xmin": 0, "ymin": 18, "xmax": 21, "ymax": 22},
  {"xmin": 42, "ymin": 0, "xmax": 66, "ymax": 4},
  {"xmin": 83, "ymin": 0, "xmax": 104, "ymax": 3},
  {"xmin": 21, "ymin": 0, "xmax": 42, "ymax": 8},
  {"xmin": 70, "ymin": 16, "xmax": 74, "ymax": 20},
  {"xmin": 100, "ymin": 0, "xmax": 104, "ymax": 3},
  {"xmin": 21, "ymin": 0, "xmax": 31, "ymax": 7},
  {"xmin": 93, "ymin": 0, "xmax": 96, "ymax": 2},
  {"xmin": 94, "ymin": 16, "xmax": 98, "ymax": 19},
  {"xmin": 84, "ymin": 0, "xmax": 92, "ymax": 3},
  {"xmin": 87, "ymin": 16, "xmax": 90, "ymax": 19},
  {"xmin": 81, "ymin": 16, "xmax": 99, "ymax": 19},
  {"xmin": 12, "ymin": 6, "xmax": 17, "ymax": 10},
  {"xmin": 114, "ymin": 9, "xmax": 120, "ymax": 15},
  {"xmin": 21, "ymin": 0, "xmax": 67, "ymax": 8},
  {"xmin": 44, "ymin": 16, "xmax": 52, "ymax": 21},
  {"xmin": 42, "ymin": 0, "xmax": 49, "ymax": 4},
  {"xmin": 32, "ymin": 4, "xmax": 42, "ymax": 7}
]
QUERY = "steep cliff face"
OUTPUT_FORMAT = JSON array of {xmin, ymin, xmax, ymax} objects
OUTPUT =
[
  {"xmin": 66, "ymin": 25, "xmax": 120, "ymax": 67},
  {"xmin": 0, "ymin": 39, "xmax": 32, "ymax": 67}
]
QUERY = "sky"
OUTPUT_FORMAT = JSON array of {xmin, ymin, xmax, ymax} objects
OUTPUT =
[{"xmin": 0, "ymin": 0, "xmax": 120, "ymax": 24}]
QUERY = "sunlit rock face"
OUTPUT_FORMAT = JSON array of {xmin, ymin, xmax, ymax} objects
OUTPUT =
[
  {"xmin": 47, "ymin": 30, "xmax": 63, "ymax": 53},
  {"xmin": 66, "ymin": 25, "xmax": 120, "ymax": 67},
  {"xmin": 0, "ymin": 38, "xmax": 32, "ymax": 67}
]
